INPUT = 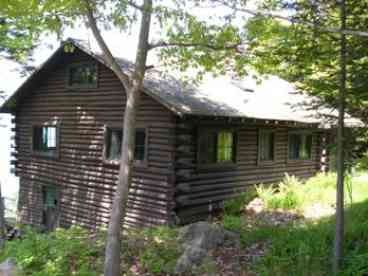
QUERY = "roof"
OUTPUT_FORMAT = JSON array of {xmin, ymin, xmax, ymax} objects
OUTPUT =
[{"xmin": 0, "ymin": 39, "xmax": 362, "ymax": 128}]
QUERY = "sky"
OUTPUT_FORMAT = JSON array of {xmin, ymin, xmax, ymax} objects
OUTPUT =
[{"xmin": 0, "ymin": 25, "xmax": 141, "ymax": 200}]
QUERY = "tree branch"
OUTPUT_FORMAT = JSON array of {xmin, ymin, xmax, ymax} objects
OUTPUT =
[
  {"xmin": 213, "ymin": 0, "xmax": 368, "ymax": 38},
  {"xmin": 83, "ymin": 0, "xmax": 132, "ymax": 90},
  {"xmin": 148, "ymin": 41, "xmax": 244, "ymax": 52},
  {"xmin": 127, "ymin": 0, "xmax": 143, "ymax": 11}
]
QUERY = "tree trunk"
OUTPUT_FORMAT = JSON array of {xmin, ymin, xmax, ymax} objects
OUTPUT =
[
  {"xmin": 333, "ymin": 0, "xmax": 347, "ymax": 273},
  {"xmin": 103, "ymin": 1, "xmax": 152, "ymax": 275},
  {"xmin": 0, "ymin": 184, "xmax": 5, "ymax": 249}
]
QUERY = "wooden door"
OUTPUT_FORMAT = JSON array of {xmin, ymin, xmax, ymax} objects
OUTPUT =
[{"xmin": 42, "ymin": 186, "xmax": 59, "ymax": 231}]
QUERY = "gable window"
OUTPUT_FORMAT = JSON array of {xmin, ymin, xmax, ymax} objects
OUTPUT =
[
  {"xmin": 198, "ymin": 130, "xmax": 236, "ymax": 165},
  {"xmin": 258, "ymin": 130, "xmax": 275, "ymax": 162},
  {"xmin": 32, "ymin": 125, "xmax": 58, "ymax": 157},
  {"xmin": 288, "ymin": 132, "xmax": 313, "ymax": 160},
  {"xmin": 67, "ymin": 63, "xmax": 97, "ymax": 88},
  {"xmin": 105, "ymin": 128, "xmax": 147, "ymax": 163}
]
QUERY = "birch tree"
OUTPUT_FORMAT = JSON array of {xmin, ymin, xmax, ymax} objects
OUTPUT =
[{"xmin": 3, "ymin": 1, "xmax": 244, "ymax": 274}]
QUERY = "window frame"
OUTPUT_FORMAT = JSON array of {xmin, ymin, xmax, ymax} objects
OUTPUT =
[
  {"xmin": 103, "ymin": 125, "xmax": 148, "ymax": 167},
  {"xmin": 66, "ymin": 62, "xmax": 98, "ymax": 89},
  {"xmin": 31, "ymin": 122, "xmax": 60, "ymax": 159},
  {"xmin": 257, "ymin": 129, "xmax": 276, "ymax": 165},
  {"xmin": 287, "ymin": 130, "xmax": 314, "ymax": 161},
  {"xmin": 196, "ymin": 127, "xmax": 238, "ymax": 170}
]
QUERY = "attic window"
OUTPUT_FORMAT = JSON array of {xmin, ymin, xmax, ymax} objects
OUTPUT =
[{"xmin": 67, "ymin": 63, "xmax": 97, "ymax": 88}]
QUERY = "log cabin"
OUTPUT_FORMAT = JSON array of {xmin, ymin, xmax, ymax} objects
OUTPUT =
[{"xmin": 0, "ymin": 39, "xmax": 333, "ymax": 230}]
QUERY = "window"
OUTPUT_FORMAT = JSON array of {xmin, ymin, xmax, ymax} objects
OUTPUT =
[
  {"xmin": 288, "ymin": 132, "xmax": 313, "ymax": 160},
  {"xmin": 67, "ymin": 63, "xmax": 97, "ymax": 88},
  {"xmin": 198, "ymin": 130, "xmax": 236, "ymax": 165},
  {"xmin": 32, "ymin": 126, "xmax": 58, "ymax": 157},
  {"xmin": 105, "ymin": 128, "xmax": 147, "ymax": 162},
  {"xmin": 259, "ymin": 130, "xmax": 275, "ymax": 162}
]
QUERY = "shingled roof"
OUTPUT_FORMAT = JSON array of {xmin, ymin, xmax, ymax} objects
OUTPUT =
[{"xmin": 0, "ymin": 39, "xmax": 360, "ymax": 128}]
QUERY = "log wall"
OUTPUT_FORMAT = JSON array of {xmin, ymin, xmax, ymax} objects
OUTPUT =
[
  {"xmin": 174, "ymin": 118, "xmax": 326, "ymax": 224},
  {"xmin": 14, "ymin": 49, "xmax": 176, "ymax": 229}
]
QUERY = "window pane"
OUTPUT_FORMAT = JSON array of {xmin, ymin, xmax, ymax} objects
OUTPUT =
[
  {"xmin": 106, "ymin": 128, "xmax": 147, "ymax": 162},
  {"xmin": 260, "ymin": 131, "xmax": 274, "ymax": 161},
  {"xmin": 69, "ymin": 64, "xmax": 97, "ymax": 87},
  {"xmin": 289, "ymin": 134, "xmax": 301, "ymax": 159},
  {"xmin": 135, "ymin": 129, "xmax": 146, "ymax": 161},
  {"xmin": 217, "ymin": 131, "xmax": 234, "ymax": 162},
  {"xmin": 107, "ymin": 129, "xmax": 122, "ymax": 160},
  {"xmin": 303, "ymin": 135, "xmax": 312, "ymax": 159},
  {"xmin": 198, "ymin": 132, "xmax": 216, "ymax": 164},
  {"xmin": 33, "ymin": 126, "xmax": 57, "ymax": 153},
  {"xmin": 46, "ymin": 127, "xmax": 56, "ymax": 148}
]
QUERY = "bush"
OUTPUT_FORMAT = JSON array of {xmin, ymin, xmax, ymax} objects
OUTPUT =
[
  {"xmin": 133, "ymin": 226, "xmax": 180, "ymax": 275},
  {"xmin": 223, "ymin": 189, "xmax": 257, "ymax": 215},
  {"xmin": 0, "ymin": 226, "xmax": 104, "ymax": 276},
  {"xmin": 257, "ymin": 174, "xmax": 301, "ymax": 210},
  {"xmin": 223, "ymin": 215, "xmax": 242, "ymax": 232}
]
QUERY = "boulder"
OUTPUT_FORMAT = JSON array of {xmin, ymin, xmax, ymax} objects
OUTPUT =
[
  {"xmin": 175, "ymin": 221, "xmax": 240, "ymax": 274},
  {"xmin": 0, "ymin": 259, "xmax": 19, "ymax": 276}
]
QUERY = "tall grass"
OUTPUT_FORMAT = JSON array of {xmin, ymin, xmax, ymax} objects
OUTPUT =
[{"xmin": 256, "ymin": 173, "xmax": 368, "ymax": 213}]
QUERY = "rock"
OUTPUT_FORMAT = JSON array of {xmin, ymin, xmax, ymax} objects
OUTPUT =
[
  {"xmin": 175, "ymin": 221, "xmax": 240, "ymax": 274},
  {"xmin": 245, "ymin": 198, "xmax": 265, "ymax": 214},
  {"xmin": 0, "ymin": 259, "xmax": 19, "ymax": 276}
]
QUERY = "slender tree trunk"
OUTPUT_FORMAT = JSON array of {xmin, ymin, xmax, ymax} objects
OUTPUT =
[
  {"xmin": 0, "ymin": 184, "xmax": 5, "ymax": 250},
  {"xmin": 333, "ymin": 0, "xmax": 347, "ymax": 273},
  {"xmin": 103, "ymin": 1, "xmax": 152, "ymax": 275}
]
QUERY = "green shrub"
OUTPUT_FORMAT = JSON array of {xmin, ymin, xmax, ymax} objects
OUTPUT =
[
  {"xmin": 223, "ymin": 215, "xmax": 242, "ymax": 232},
  {"xmin": 257, "ymin": 174, "xmax": 301, "ymax": 210},
  {"xmin": 0, "ymin": 226, "xmax": 104, "ymax": 276},
  {"xmin": 136, "ymin": 226, "xmax": 180, "ymax": 275},
  {"xmin": 356, "ymin": 151, "xmax": 368, "ymax": 172},
  {"xmin": 223, "ymin": 189, "xmax": 257, "ymax": 215}
]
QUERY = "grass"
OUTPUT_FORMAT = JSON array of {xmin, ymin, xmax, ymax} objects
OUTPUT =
[
  {"xmin": 222, "ymin": 172, "xmax": 368, "ymax": 275},
  {"xmin": 2, "ymin": 172, "xmax": 368, "ymax": 275},
  {"xmin": 256, "ymin": 172, "xmax": 368, "ymax": 213}
]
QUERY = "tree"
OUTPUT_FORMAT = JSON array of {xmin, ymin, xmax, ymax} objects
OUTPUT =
[
  {"xmin": 3, "ymin": 1, "xmax": 244, "ymax": 274},
  {"xmin": 227, "ymin": 0, "xmax": 366, "ymax": 272}
]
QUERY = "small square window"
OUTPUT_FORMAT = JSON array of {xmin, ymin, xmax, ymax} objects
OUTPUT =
[
  {"xmin": 105, "ymin": 128, "xmax": 147, "ymax": 163},
  {"xmin": 288, "ymin": 132, "xmax": 313, "ymax": 160},
  {"xmin": 33, "ymin": 126, "xmax": 58, "ymax": 157},
  {"xmin": 198, "ymin": 130, "xmax": 236, "ymax": 165},
  {"xmin": 67, "ymin": 63, "xmax": 97, "ymax": 88},
  {"xmin": 259, "ymin": 130, "xmax": 275, "ymax": 162}
]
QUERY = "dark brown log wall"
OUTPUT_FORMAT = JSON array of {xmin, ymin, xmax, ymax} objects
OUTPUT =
[
  {"xmin": 14, "ymin": 49, "xmax": 176, "ymax": 229},
  {"xmin": 174, "ymin": 118, "xmax": 325, "ymax": 224}
]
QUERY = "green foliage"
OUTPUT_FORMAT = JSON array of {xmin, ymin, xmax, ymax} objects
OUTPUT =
[
  {"xmin": 256, "ymin": 173, "xmax": 365, "ymax": 212},
  {"xmin": 223, "ymin": 215, "xmax": 243, "ymax": 232},
  {"xmin": 0, "ymin": 226, "xmax": 104, "ymax": 275},
  {"xmin": 223, "ymin": 189, "xmax": 257, "ymax": 215},
  {"xmin": 253, "ymin": 199, "xmax": 368, "ymax": 275},
  {"xmin": 257, "ymin": 174, "xmax": 301, "ymax": 210},
  {"xmin": 356, "ymin": 151, "xmax": 368, "ymax": 171},
  {"xmin": 243, "ymin": 0, "xmax": 368, "ymax": 123},
  {"xmin": 123, "ymin": 226, "xmax": 180, "ymax": 275}
]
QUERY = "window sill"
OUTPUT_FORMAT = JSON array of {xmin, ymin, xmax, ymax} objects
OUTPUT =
[
  {"xmin": 31, "ymin": 151, "xmax": 58, "ymax": 159},
  {"xmin": 257, "ymin": 160, "xmax": 276, "ymax": 167},
  {"xmin": 287, "ymin": 158, "xmax": 314, "ymax": 163},
  {"xmin": 197, "ymin": 162, "xmax": 237, "ymax": 172},
  {"xmin": 103, "ymin": 159, "xmax": 148, "ymax": 168}
]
